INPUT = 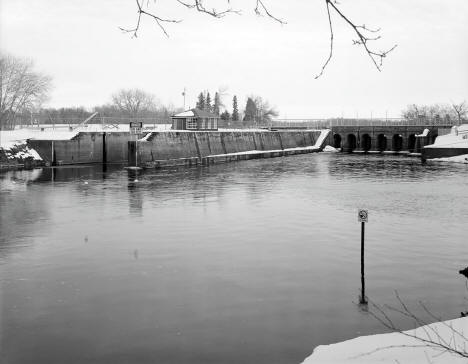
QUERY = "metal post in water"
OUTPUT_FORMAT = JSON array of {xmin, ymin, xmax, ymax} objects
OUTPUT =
[
  {"xmin": 358, "ymin": 209, "xmax": 368, "ymax": 305},
  {"xmin": 360, "ymin": 221, "xmax": 367, "ymax": 304},
  {"xmin": 135, "ymin": 134, "xmax": 138, "ymax": 167}
]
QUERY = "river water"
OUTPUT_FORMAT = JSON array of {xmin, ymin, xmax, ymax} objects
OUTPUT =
[{"xmin": 1, "ymin": 154, "xmax": 467, "ymax": 364}]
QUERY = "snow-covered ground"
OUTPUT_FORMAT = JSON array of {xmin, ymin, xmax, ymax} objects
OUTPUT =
[
  {"xmin": 425, "ymin": 124, "xmax": 468, "ymax": 149},
  {"xmin": 301, "ymin": 317, "xmax": 468, "ymax": 364},
  {"xmin": 0, "ymin": 129, "xmax": 78, "ymax": 149}
]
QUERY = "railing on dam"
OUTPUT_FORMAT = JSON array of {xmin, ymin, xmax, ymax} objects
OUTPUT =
[
  {"xmin": 268, "ymin": 118, "xmax": 458, "ymax": 129},
  {"xmin": 11, "ymin": 116, "xmax": 462, "ymax": 132}
]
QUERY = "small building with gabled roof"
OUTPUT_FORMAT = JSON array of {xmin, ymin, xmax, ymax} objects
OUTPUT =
[{"xmin": 171, "ymin": 108, "xmax": 219, "ymax": 131}]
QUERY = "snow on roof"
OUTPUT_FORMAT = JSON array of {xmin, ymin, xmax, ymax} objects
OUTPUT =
[
  {"xmin": 191, "ymin": 108, "xmax": 218, "ymax": 118},
  {"xmin": 172, "ymin": 108, "xmax": 219, "ymax": 118},
  {"xmin": 172, "ymin": 110, "xmax": 195, "ymax": 118}
]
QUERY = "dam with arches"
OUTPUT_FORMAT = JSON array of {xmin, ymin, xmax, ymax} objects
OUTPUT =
[
  {"xmin": 327, "ymin": 125, "xmax": 444, "ymax": 153},
  {"xmin": 271, "ymin": 119, "xmax": 453, "ymax": 154},
  {"xmin": 2, "ymin": 118, "xmax": 455, "ymax": 170}
]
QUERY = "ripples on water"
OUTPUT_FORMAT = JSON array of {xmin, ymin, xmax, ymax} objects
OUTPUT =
[{"xmin": 1, "ymin": 154, "xmax": 467, "ymax": 364}]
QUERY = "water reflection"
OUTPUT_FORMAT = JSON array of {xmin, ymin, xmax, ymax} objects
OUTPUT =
[
  {"xmin": 127, "ymin": 169, "xmax": 144, "ymax": 214},
  {"xmin": 1, "ymin": 154, "xmax": 467, "ymax": 364},
  {"xmin": 0, "ymin": 170, "xmax": 50, "ymax": 258},
  {"xmin": 327, "ymin": 154, "xmax": 466, "ymax": 182}
]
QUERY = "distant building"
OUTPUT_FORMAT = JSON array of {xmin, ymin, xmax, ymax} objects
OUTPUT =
[{"xmin": 172, "ymin": 108, "xmax": 219, "ymax": 131}]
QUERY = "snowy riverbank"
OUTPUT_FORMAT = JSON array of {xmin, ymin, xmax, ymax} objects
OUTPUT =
[{"xmin": 301, "ymin": 317, "xmax": 468, "ymax": 364}]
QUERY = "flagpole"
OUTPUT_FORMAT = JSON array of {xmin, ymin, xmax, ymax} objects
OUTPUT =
[{"xmin": 182, "ymin": 87, "xmax": 186, "ymax": 109}]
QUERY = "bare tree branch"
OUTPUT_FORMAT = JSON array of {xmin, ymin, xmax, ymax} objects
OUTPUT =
[
  {"xmin": 254, "ymin": 0, "xmax": 286, "ymax": 24},
  {"xmin": 314, "ymin": 1, "xmax": 334, "ymax": 79},
  {"xmin": 120, "ymin": 0, "xmax": 182, "ymax": 38},
  {"xmin": 315, "ymin": 0, "xmax": 397, "ymax": 78},
  {"xmin": 122, "ymin": 0, "xmax": 396, "ymax": 77},
  {"xmin": 364, "ymin": 291, "xmax": 468, "ymax": 360}
]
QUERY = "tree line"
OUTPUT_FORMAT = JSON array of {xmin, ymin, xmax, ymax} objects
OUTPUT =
[
  {"xmin": 0, "ymin": 53, "xmax": 184, "ymax": 129},
  {"xmin": 3, "ymin": 52, "xmax": 466, "ymax": 130},
  {"xmin": 194, "ymin": 90, "xmax": 278, "ymax": 125},
  {"xmin": 0, "ymin": 52, "xmax": 279, "ymax": 129},
  {"xmin": 401, "ymin": 103, "xmax": 468, "ymax": 124}
]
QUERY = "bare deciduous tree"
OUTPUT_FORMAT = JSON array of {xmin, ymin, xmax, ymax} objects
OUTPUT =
[
  {"xmin": 121, "ymin": 0, "xmax": 396, "ymax": 78},
  {"xmin": 402, "ymin": 103, "xmax": 463, "ymax": 122},
  {"xmin": 0, "ymin": 54, "xmax": 52, "ymax": 130},
  {"xmin": 253, "ymin": 95, "xmax": 278, "ymax": 123},
  {"xmin": 111, "ymin": 88, "xmax": 158, "ymax": 117},
  {"xmin": 452, "ymin": 101, "xmax": 468, "ymax": 125}
]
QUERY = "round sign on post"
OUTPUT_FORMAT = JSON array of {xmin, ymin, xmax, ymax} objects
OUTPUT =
[{"xmin": 358, "ymin": 209, "xmax": 368, "ymax": 223}]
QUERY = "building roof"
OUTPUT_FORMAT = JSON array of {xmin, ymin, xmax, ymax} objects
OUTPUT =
[
  {"xmin": 172, "ymin": 108, "xmax": 219, "ymax": 119},
  {"xmin": 172, "ymin": 110, "xmax": 195, "ymax": 118}
]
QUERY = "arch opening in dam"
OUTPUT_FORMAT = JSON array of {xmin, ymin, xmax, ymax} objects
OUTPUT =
[
  {"xmin": 333, "ymin": 134, "xmax": 342, "ymax": 149},
  {"xmin": 361, "ymin": 134, "xmax": 372, "ymax": 152},
  {"xmin": 392, "ymin": 134, "xmax": 403, "ymax": 152},
  {"xmin": 408, "ymin": 134, "xmax": 416, "ymax": 152},
  {"xmin": 346, "ymin": 134, "xmax": 357, "ymax": 152},
  {"xmin": 377, "ymin": 134, "xmax": 387, "ymax": 152}
]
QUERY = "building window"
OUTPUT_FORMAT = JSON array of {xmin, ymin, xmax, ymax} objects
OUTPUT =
[
  {"xmin": 213, "ymin": 118, "xmax": 218, "ymax": 129},
  {"xmin": 187, "ymin": 118, "xmax": 197, "ymax": 129}
]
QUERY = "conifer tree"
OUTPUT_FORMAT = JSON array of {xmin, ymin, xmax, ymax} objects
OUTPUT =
[
  {"xmin": 213, "ymin": 92, "xmax": 220, "ymax": 115},
  {"xmin": 232, "ymin": 95, "xmax": 239, "ymax": 121},
  {"xmin": 205, "ymin": 92, "xmax": 212, "ymax": 112},
  {"xmin": 196, "ymin": 92, "xmax": 205, "ymax": 110},
  {"xmin": 220, "ymin": 110, "xmax": 230, "ymax": 121}
]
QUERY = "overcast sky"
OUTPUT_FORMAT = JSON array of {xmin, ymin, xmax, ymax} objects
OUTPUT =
[{"xmin": 1, "ymin": 0, "xmax": 467, "ymax": 118}]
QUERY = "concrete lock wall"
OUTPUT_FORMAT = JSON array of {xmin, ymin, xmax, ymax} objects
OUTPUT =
[
  {"xmin": 131, "ymin": 130, "xmax": 322, "ymax": 166},
  {"xmin": 28, "ymin": 140, "xmax": 54, "ymax": 164},
  {"xmin": 221, "ymin": 132, "xmax": 257, "ymax": 154},
  {"xmin": 137, "ymin": 132, "xmax": 199, "ymax": 162},
  {"xmin": 28, "ymin": 134, "xmax": 103, "ymax": 165},
  {"xmin": 27, "ymin": 130, "xmax": 322, "ymax": 167},
  {"xmin": 28, "ymin": 132, "xmax": 137, "ymax": 165},
  {"xmin": 55, "ymin": 133, "xmax": 103, "ymax": 164},
  {"xmin": 256, "ymin": 132, "xmax": 283, "ymax": 150},
  {"xmin": 105, "ymin": 132, "xmax": 137, "ymax": 163}
]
